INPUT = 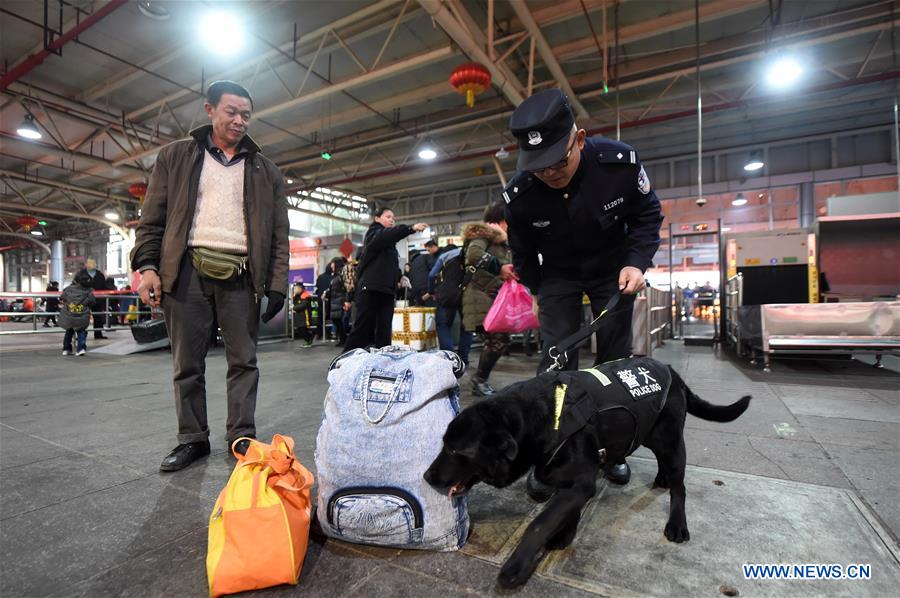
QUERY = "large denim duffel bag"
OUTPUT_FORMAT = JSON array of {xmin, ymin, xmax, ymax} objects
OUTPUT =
[{"xmin": 315, "ymin": 346, "xmax": 469, "ymax": 551}]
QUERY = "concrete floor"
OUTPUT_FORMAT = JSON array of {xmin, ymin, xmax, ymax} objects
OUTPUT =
[{"xmin": 1, "ymin": 337, "xmax": 898, "ymax": 596}]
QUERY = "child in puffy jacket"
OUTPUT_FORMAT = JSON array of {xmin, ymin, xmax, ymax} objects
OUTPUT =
[
  {"xmin": 59, "ymin": 271, "xmax": 96, "ymax": 356},
  {"xmin": 292, "ymin": 288, "xmax": 321, "ymax": 347}
]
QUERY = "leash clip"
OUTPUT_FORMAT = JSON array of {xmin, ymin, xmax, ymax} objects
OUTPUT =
[{"xmin": 547, "ymin": 346, "xmax": 566, "ymax": 372}]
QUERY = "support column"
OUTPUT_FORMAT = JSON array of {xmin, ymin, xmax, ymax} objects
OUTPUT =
[
  {"xmin": 50, "ymin": 239, "xmax": 64, "ymax": 283},
  {"xmin": 799, "ymin": 182, "xmax": 815, "ymax": 228}
]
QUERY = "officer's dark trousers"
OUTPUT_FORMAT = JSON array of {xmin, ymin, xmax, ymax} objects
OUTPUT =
[
  {"xmin": 537, "ymin": 272, "xmax": 635, "ymax": 373},
  {"xmin": 344, "ymin": 290, "xmax": 394, "ymax": 351},
  {"xmin": 164, "ymin": 257, "xmax": 260, "ymax": 444}
]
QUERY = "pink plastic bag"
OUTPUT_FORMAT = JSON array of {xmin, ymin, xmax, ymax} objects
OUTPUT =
[{"xmin": 483, "ymin": 280, "xmax": 540, "ymax": 333}]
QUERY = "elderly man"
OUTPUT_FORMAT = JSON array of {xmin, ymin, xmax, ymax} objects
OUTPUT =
[{"xmin": 131, "ymin": 80, "xmax": 289, "ymax": 472}]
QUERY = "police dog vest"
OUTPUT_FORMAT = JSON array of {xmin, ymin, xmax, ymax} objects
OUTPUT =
[{"xmin": 550, "ymin": 357, "xmax": 672, "ymax": 458}]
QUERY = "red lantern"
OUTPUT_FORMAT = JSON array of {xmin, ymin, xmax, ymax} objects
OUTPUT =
[
  {"xmin": 129, "ymin": 182, "xmax": 148, "ymax": 202},
  {"xmin": 16, "ymin": 215, "xmax": 39, "ymax": 232},
  {"xmin": 450, "ymin": 63, "xmax": 491, "ymax": 108}
]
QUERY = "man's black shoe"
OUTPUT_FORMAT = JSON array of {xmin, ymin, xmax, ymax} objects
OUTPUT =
[
  {"xmin": 231, "ymin": 436, "xmax": 256, "ymax": 457},
  {"xmin": 604, "ymin": 461, "xmax": 631, "ymax": 485},
  {"xmin": 159, "ymin": 441, "xmax": 210, "ymax": 472}
]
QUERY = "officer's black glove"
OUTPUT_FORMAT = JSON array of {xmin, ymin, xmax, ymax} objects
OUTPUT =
[{"xmin": 260, "ymin": 291, "xmax": 285, "ymax": 323}]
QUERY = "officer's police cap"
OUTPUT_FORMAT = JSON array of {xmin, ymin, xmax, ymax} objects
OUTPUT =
[{"xmin": 509, "ymin": 88, "xmax": 575, "ymax": 172}]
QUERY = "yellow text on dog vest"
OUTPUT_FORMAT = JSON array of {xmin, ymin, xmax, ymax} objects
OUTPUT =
[{"xmin": 554, "ymin": 383, "xmax": 568, "ymax": 431}]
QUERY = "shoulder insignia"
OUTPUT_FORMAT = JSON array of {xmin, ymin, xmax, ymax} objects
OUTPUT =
[
  {"xmin": 502, "ymin": 173, "xmax": 534, "ymax": 204},
  {"xmin": 638, "ymin": 165, "xmax": 651, "ymax": 195}
]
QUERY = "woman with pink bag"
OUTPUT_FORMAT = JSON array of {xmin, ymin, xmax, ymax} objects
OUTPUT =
[{"xmin": 461, "ymin": 201, "xmax": 519, "ymax": 397}]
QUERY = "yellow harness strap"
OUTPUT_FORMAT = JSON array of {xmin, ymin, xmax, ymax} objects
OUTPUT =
[{"xmin": 553, "ymin": 384, "xmax": 568, "ymax": 431}]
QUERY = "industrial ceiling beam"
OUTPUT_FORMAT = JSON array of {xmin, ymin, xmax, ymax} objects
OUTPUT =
[
  {"xmin": 0, "ymin": 203, "xmax": 130, "ymax": 241},
  {"xmin": 0, "ymin": 232, "xmax": 51, "ymax": 253},
  {"xmin": 0, "ymin": 0, "xmax": 129, "ymax": 91},
  {"xmin": 418, "ymin": 0, "xmax": 525, "ymax": 106},
  {"xmin": 0, "ymin": 170, "xmax": 136, "ymax": 204},
  {"xmin": 126, "ymin": 0, "xmax": 404, "ymax": 122},
  {"xmin": 508, "ymin": 0, "xmax": 589, "ymax": 117},
  {"xmin": 0, "ymin": 133, "xmax": 146, "ymax": 180}
]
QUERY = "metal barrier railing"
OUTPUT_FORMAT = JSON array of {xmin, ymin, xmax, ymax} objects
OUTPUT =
[
  {"xmin": 0, "ymin": 291, "xmax": 145, "ymax": 335},
  {"xmin": 646, "ymin": 285, "xmax": 670, "ymax": 353},
  {"xmin": 725, "ymin": 273, "xmax": 743, "ymax": 351}
]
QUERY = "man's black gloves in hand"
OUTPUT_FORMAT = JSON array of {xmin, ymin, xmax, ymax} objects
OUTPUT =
[{"xmin": 260, "ymin": 291, "xmax": 285, "ymax": 323}]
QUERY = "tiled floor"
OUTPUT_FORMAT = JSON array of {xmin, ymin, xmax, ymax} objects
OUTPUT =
[{"xmin": 1, "ymin": 339, "xmax": 897, "ymax": 596}]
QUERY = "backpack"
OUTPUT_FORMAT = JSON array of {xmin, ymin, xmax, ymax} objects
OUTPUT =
[
  {"xmin": 433, "ymin": 244, "xmax": 492, "ymax": 308},
  {"xmin": 314, "ymin": 346, "xmax": 469, "ymax": 551},
  {"xmin": 433, "ymin": 250, "xmax": 466, "ymax": 308}
]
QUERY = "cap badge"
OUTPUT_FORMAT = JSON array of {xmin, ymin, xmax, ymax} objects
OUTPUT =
[
  {"xmin": 617, "ymin": 152, "xmax": 623, "ymax": 159},
  {"xmin": 527, "ymin": 131, "xmax": 542, "ymax": 146}
]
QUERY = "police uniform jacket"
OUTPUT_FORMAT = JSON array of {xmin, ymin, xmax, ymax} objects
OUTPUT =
[{"xmin": 503, "ymin": 137, "xmax": 663, "ymax": 294}]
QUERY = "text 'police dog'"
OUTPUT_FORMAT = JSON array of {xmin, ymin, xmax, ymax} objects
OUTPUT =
[{"xmin": 424, "ymin": 357, "xmax": 750, "ymax": 588}]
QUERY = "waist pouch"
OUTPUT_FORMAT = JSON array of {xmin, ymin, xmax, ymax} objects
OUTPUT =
[{"xmin": 190, "ymin": 247, "xmax": 248, "ymax": 282}]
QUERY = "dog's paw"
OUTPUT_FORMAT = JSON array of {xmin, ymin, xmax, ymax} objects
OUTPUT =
[
  {"xmin": 498, "ymin": 550, "xmax": 545, "ymax": 588},
  {"xmin": 664, "ymin": 519, "xmax": 690, "ymax": 543},
  {"xmin": 652, "ymin": 473, "xmax": 669, "ymax": 489}
]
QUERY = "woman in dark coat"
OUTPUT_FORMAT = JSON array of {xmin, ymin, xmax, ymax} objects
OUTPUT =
[
  {"xmin": 343, "ymin": 208, "xmax": 427, "ymax": 351},
  {"xmin": 326, "ymin": 258, "xmax": 349, "ymax": 344},
  {"xmin": 462, "ymin": 201, "xmax": 517, "ymax": 396}
]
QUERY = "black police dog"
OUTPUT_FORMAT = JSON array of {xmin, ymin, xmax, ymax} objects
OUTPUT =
[{"xmin": 424, "ymin": 362, "xmax": 750, "ymax": 588}]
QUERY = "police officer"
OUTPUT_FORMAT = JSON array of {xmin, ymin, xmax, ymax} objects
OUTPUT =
[{"xmin": 504, "ymin": 89, "xmax": 663, "ymax": 485}]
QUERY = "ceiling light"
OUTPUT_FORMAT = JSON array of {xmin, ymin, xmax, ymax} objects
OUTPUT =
[
  {"xmin": 104, "ymin": 211, "xmax": 120, "ymax": 221},
  {"xmin": 732, "ymin": 193, "xmax": 748, "ymax": 207},
  {"xmin": 418, "ymin": 147, "xmax": 437, "ymax": 161},
  {"xmin": 766, "ymin": 55, "xmax": 802, "ymax": 88},
  {"xmin": 138, "ymin": 1, "xmax": 170, "ymax": 20},
  {"xmin": 30, "ymin": 229, "xmax": 44, "ymax": 236},
  {"xmin": 721, "ymin": 227, "xmax": 732, "ymax": 232},
  {"xmin": 199, "ymin": 11, "xmax": 243, "ymax": 54},
  {"xmin": 38, "ymin": 220, "xmax": 48, "ymax": 226},
  {"xmin": 16, "ymin": 114, "xmax": 42, "ymax": 140},
  {"xmin": 286, "ymin": 178, "xmax": 294, "ymax": 184},
  {"xmin": 744, "ymin": 150, "xmax": 764, "ymax": 172},
  {"xmin": 495, "ymin": 147, "xmax": 509, "ymax": 160},
  {"xmin": 320, "ymin": 151, "xmax": 332, "ymax": 161}
]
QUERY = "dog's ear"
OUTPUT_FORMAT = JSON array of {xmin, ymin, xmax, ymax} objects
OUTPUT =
[{"xmin": 492, "ymin": 432, "xmax": 518, "ymax": 461}]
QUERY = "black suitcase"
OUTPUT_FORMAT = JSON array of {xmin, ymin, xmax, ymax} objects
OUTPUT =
[{"xmin": 131, "ymin": 318, "xmax": 168, "ymax": 344}]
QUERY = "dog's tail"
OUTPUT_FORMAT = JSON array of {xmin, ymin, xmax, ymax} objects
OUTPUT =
[{"xmin": 669, "ymin": 366, "xmax": 751, "ymax": 422}]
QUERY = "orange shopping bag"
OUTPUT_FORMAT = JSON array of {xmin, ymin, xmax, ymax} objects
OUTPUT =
[{"xmin": 206, "ymin": 434, "xmax": 314, "ymax": 597}]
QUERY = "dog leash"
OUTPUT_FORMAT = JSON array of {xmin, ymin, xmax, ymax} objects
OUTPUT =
[{"xmin": 544, "ymin": 291, "xmax": 623, "ymax": 373}]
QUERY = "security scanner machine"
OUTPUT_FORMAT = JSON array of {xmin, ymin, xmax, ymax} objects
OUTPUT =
[{"xmin": 725, "ymin": 213, "xmax": 900, "ymax": 370}]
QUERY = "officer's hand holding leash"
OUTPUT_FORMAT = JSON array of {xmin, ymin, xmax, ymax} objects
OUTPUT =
[{"xmin": 618, "ymin": 266, "xmax": 646, "ymax": 295}]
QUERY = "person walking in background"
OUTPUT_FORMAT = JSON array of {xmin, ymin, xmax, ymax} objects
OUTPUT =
[
  {"xmin": 42, "ymin": 281, "xmax": 60, "ymax": 327},
  {"xmin": 462, "ymin": 201, "xmax": 517, "ymax": 396},
  {"xmin": 343, "ymin": 208, "xmax": 427, "ymax": 352},
  {"xmin": 326, "ymin": 258, "xmax": 349, "ymax": 345},
  {"xmin": 408, "ymin": 240, "xmax": 439, "ymax": 306},
  {"xmin": 427, "ymin": 245, "xmax": 473, "ymax": 367},
  {"xmin": 77, "ymin": 258, "xmax": 108, "ymax": 339},
  {"xmin": 131, "ymin": 80, "xmax": 289, "ymax": 472},
  {"xmin": 59, "ymin": 272, "xmax": 95, "ymax": 356}
]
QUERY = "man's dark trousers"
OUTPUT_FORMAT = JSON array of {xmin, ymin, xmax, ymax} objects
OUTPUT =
[
  {"xmin": 164, "ymin": 257, "xmax": 260, "ymax": 444},
  {"xmin": 344, "ymin": 290, "xmax": 394, "ymax": 351},
  {"xmin": 537, "ymin": 271, "xmax": 635, "ymax": 373}
]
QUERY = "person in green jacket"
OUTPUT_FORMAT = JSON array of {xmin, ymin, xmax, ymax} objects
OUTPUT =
[{"xmin": 462, "ymin": 201, "xmax": 518, "ymax": 396}]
